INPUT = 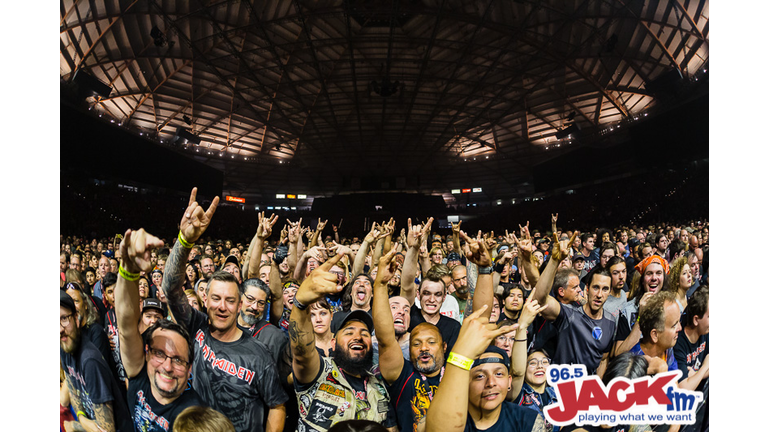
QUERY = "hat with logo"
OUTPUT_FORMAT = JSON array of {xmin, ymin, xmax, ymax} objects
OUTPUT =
[{"xmin": 142, "ymin": 298, "xmax": 164, "ymax": 314}]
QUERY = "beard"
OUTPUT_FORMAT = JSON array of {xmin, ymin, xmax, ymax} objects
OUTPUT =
[
  {"xmin": 413, "ymin": 352, "xmax": 442, "ymax": 375},
  {"xmin": 333, "ymin": 342, "xmax": 374, "ymax": 377},
  {"xmin": 60, "ymin": 328, "xmax": 80, "ymax": 354},
  {"xmin": 240, "ymin": 310, "xmax": 258, "ymax": 326}
]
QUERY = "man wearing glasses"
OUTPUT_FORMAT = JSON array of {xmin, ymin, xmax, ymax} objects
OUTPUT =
[
  {"xmin": 239, "ymin": 278, "xmax": 288, "ymax": 364},
  {"xmin": 114, "ymin": 227, "xmax": 204, "ymax": 432},
  {"xmin": 60, "ymin": 290, "xmax": 133, "ymax": 432}
]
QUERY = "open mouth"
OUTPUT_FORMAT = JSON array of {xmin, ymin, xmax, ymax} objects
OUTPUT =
[
  {"xmin": 349, "ymin": 343, "xmax": 366, "ymax": 352},
  {"xmin": 419, "ymin": 353, "xmax": 433, "ymax": 362},
  {"xmin": 356, "ymin": 291, "xmax": 366, "ymax": 301}
]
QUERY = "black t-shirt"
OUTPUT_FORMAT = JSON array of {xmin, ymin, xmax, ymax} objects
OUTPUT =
[
  {"xmin": 408, "ymin": 305, "xmax": 461, "ymax": 353},
  {"xmin": 127, "ymin": 365, "xmax": 205, "ymax": 432},
  {"xmin": 104, "ymin": 309, "xmax": 128, "ymax": 386},
  {"xmin": 386, "ymin": 361, "xmax": 442, "ymax": 432},
  {"xmin": 182, "ymin": 308, "xmax": 289, "ymax": 432},
  {"xmin": 551, "ymin": 304, "xmax": 617, "ymax": 374},
  {"xmin": 245, "ymin": 319, "xmax": 289, "ymax": 365},
  {"xmin": 673, "ymin": 331, "xmax": 708, "ymax": 385},
  {"xmin": 82, "ymin": 322, "xmax": 122, "ymax": 384},
  {"xmin": 463, "ymin": 401, "xmax": 542, "ymax": 432},
  {"xmin": 61, "ymin": 338, "xmax": 133, "ymax": 432}
]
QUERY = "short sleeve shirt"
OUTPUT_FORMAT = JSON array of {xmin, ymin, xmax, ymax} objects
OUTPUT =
[
  {"xmin": 183, "ymin": 309, "xmax": 289, "ymax": 432},
  {"xmin": 464, "ymin": 401, "xmax": 542, "ymax": 432},
  {"xmin": 61, "ymin": 339, "xmax": 133, "ymax": 432},
  {"xmin": 386, "ymin": 361, "xmax": 443, "ymax": 432},
  {"xmin": 127, "ymin": 365, "xmax": 205, "ymax": 432},
  {"xmin": 551, "ymin": 304, "xmax": 617, "ymax": 374}
]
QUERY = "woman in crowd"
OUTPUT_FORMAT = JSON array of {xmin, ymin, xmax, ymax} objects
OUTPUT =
[
  {"xmin": 665, "ymin": 256, "xmax": 693, "ymax": 314},
  {"xmin": 309, "ymin": 298, "xmax": 335, "ymax": 357}
]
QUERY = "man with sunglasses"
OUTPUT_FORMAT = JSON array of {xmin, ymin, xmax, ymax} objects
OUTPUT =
[{"xmin": 114, "ymin": 227, "xmax": 204, "ymax": 432}]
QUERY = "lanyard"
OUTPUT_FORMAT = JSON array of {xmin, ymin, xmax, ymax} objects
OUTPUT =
[{"xmin": 418, "ymin": 366, "xmax": 445, "ymax": 401}]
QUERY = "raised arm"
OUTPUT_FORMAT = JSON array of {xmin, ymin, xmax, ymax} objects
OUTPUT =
[
  {"xmin": 353, "ymin": 224, "xmax": 380, "ymax": 276},
  {"xmin": 460, "ymin": 230, "xmax": 494, "ymax": 320},
  {"xmin": 510, "ymin": 287, "xmax": 548, "ymax": 401},
  {"xmin": 372, "ymin": 247, "xmax": 405, "ymax": 384},
  {"xmin": 425, "ymin": 306, "xmax": 515, "ymax": 432},
  {"xmin": 309, "ymin": 219, "xmax": 327, "ymax": 249},
  {"xmin": 530, "ymin": 230, "xmax": 578, "ymax": 321},
  {"xmin": 247, "ymin": 212, "xmax": 278, "ymax": 279},
  {"xmin": 116, "ymin": 228, "xmax": 164, "ymax": 378},
  {"xmin": 451, "ymin": 221, "xmax": 463, "ymax": 256},
  {"xmin": 287, "ymin": 218, "xmax": 304, "ymax": 275},
  {"xmin": 269, "ymin": 258, "xmax": 284, "ymax": 325},
  {"xmin": 290, "ymin": 252, "xmax": 347, "ymax": 384},
  {"xmin": 164, "ymin": 188, "xmax": 219, "ymax": 327},
  {"xmin": 401, "ymin": 217, "xmax": 433, "ymax": 305}
]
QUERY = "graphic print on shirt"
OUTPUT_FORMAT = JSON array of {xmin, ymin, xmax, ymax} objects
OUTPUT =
[
  {"xmin": 410, "ymin": 377, "xmax": 439, "ymax": 432},
  {"xmin": 134, "ymin": 390, "xmax": 170, "ymax": 431}
]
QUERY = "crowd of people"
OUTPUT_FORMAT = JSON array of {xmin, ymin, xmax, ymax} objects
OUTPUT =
[{"xmin": 60, "ymin": 187, "xmax": 709, "ymax": 432}]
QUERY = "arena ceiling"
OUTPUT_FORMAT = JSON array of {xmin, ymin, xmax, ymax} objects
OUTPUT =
[{"xmin": 60, "ymin": 0, "xmax": 709, "ymax": 202}]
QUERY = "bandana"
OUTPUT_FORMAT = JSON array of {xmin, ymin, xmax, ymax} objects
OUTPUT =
[{"xmin": 634, "ymin": 255, "xmax": 669, "ymax": 274}]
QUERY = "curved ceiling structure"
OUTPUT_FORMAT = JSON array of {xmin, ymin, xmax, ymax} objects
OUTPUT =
[{"xmin": 60, "ymin": 0, "xmax": 709, "ymax": 201}]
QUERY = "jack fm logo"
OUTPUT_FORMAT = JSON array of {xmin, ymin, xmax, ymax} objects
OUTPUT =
[{"xmin": 543, "ymin": 365, "xmax": 703, "ymax": 426}]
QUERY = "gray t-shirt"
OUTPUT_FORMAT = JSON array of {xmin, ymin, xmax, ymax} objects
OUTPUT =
[
  {"xmin": 602, "ymin": 291, "xmax": 627, "ymax": 322},
  {"xmin": 552, "ymin": 304, "xmax": 618, "ymax": 374}
]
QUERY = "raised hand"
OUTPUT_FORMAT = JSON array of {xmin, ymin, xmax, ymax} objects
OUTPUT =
[
  {"xmin": 407, "ymin": 217, "xmax": 434, "ymax": 249},
  {"xmin": 257, "ymin": 212, "xmax": 279, "ymax": 240},
  {"xmin": 512, "ymin": 232, "xmax": 534, "ymax": 260},
  {"xmin": 459, "ymin": 230, "xmax": 492, "ymax": 267},
  {"xmin": 295, "ymin": 251, "xmax": 346, "ymax": 305},
  {"xmin": 316, "ymin": 219, "xmax": 328, "ymax": 233},
  {"xmin": 551, "ymin": 213, "xmax": 559, "ymax": 233},
  {"xmin": 119, "ymin": 228, "xmax": 164, "ymax": 273},
  {"xmin": 517, "ymin": 286, "xmax": 549, "ymax": 329},
  {"xmin": 329, "ymin": 241, "xmax": 352, "ymax": 257},
  {"xmin": 451, "ymin": 220, "xmax": 462, "ymax": 235},
  {"xmin": 376, "ymin": 246, "xmax": 400, "ymax": 285},
  {"xmin": 452, "ymin": 305, "xmax": 518, "ymax": 359},
  {"xmin": 179, "ymin": 187, "xmax": 220, "ymax": 244},
  {"xmin": 364, "ymin": 224, "xmax": 382, "ymax": 244},
  {"xmin": 304, "ymin": 245, "xmax": 328, "ymax": 263},
  {"xmin": 551, "ymin": 230, "xmax": 578, "ymax": 262}
]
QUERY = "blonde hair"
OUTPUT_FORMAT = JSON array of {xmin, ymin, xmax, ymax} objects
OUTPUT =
[{"xmin": 172, "ymin": 406, "xmax": 235, "ymax": 432}]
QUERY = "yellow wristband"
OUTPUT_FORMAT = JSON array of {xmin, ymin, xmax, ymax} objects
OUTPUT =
[
  {"xmin": 178, "ymin": 231, "xmax": 194, "ymax": 248},
  {"xmin": 118, "ymin": 265, "xmax": 140, "ymax": 282},
  {"xmin": 76, "ymin": 410, "xmax": 87, "ymax": 419},
  {"xmin": 447, "ymin": 352, "xmax": 474, "ymax": 371}
]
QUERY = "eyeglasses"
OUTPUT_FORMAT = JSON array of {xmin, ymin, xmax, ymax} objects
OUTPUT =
[
  {"xmin": 495, "ymin": 335, "xmax": 515, "ymax": 343},
  {"xmin": 527, "ymin": 357, "xmax": 551, "ymax": 368},
  {"xmin": 147, "ymin": 347, "xmax": 189, "ymax": 370},
  {"xmin": 60, "ymin": 313, "xmax": 75, "ymax": 327},
  {"xmin": 244, "ymin": 295, "xmax": 267, "ymax": 308}
]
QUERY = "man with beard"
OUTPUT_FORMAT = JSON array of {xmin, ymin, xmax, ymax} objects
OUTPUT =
[
  {"xmin": 289, "ymin": 252, "xmax": 392, "ymax": 432},
  {"xmin": 602, "ymin": 256, "xmax": 628, "ymax": 321},
  {"xmin": 449, "ymin": 265, "xmax": 470, "ymax": 322},
  {"xmin": 529, "ymin": 231, "xmax": 617, "ymax": 376},
  {"xmin": 200, "ymin": 255, "xmax": 216, "ymax": 279},
  {"xmin": 60, "ymin": 290, "xmax": 133, "ymax": 432},
  {"xmin": 238, "ymin": 278, "xmax": 288, "ymax": 364},
  {"xmin": 163, "ymin": 189, "xmax": 288, "ymax": 432},
  {"xmin": 113, "ymin": 228, "xmax": 205, "ymax": 432},
  {"xmin": 374, "ymin": 247, "xmax": 455, "ymax": 432}
]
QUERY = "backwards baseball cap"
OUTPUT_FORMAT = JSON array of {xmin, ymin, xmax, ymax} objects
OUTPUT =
[
  {"xmin": 60, "ymin": 289, "xmax": 77, "ymax": 315},
  {"xmin": 472, "ymin": 345, "xmax": 511, "ymax": 370},
  {"xmin": 142, "ymin": 298, "xmax": 164, "ymax": 314},
  {"xmin": 332, "ymin": 310, "xmax": 374, "ymax": 335}
]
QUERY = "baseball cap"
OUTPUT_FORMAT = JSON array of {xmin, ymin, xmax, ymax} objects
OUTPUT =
[
  {"xmin": 446, "ymin": 252, "xmax": 462, "ymax": 262},
  {"xmin": 572, "ymin": 253, "xmax": 586, "ymax": 262},
  {"xmin": 221, "ymin": 255, "xmax": 241, "ymax": 271},
  {"xmin": 472, "ymin": 345, "xmax": 511, "ymax": 370},
  {"xmin": 537, "ymin": 237, "xmax": 551, "ymax": 244},
  {"xmin": 60, "ymin": 289, "xmax": 77, "ymax": 315},
  {"xmin": 142, "ymin": 298, "xmax": 164, "ymax": 314},
  {"xmin": 332, "ymin": 310, "xmax": 374, "ymax": 335}
]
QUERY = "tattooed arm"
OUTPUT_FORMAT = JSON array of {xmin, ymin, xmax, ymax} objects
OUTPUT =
[
  {"xmin": 63, "ymin": 379, "xmax": 116, "ymax": 432},
  {"xmin": 164, "ymin": 188, "xmax": 219, "ymax": 328},
  {"xmin": 289, "ymin": 252, "xmax": 346, "ymax": 384}
]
